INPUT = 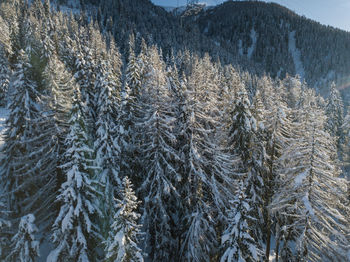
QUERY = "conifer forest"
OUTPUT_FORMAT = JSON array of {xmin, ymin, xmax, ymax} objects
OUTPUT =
[{"xmin": 0, "ymin": 0, "xmax": 349, "ymax": 261}]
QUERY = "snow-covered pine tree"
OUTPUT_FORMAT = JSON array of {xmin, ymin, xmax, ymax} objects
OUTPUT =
[
  {"xmin": 325, "ymin": 83, "xmax": 344, "ymax": 151},
  {"xmin": 73, "ymin": 41, "xmax": 97, "ymax": 137},
  {"xmin": 0, "ymin": 48, "xmax": 57, "ymax": 226},
  {"xmin": 228, "ymin": 90, "xmax": 257, "ymax": 165},
  {"xmin": 270, "ymin": 105, "xmax": 350, "ymax": 262},
  {"xmin": 179, "ymin": 55, "xmax": 235, "ymax": 262},
  {"xmin": 120, "ymin": 35, "xmax": 144, "ymax": 186},
  {"xmin": 258, "ymin": 78, "xmax": 293, "ymax": 260},
  {"xmin": 42, "ymin": 53, "xmax": 73, "ymax": 150},
  {"xmin": 135, "ymin": 46, "xmax": 181, "ymax": 261},
  {"xmin": 0, "ymin": 198, "xmax": 11, "ymax": 260},
  {"xmin": 105, "ymin": 176, "xmax": 143, "ymax": 262},
  {"xmin": 221, "ymin": 181, "xmax": 260, "ymax": 262},
  {"xmin": 94, "ymin": 58, "xmax": 121, "ymax": 240},
  {"xmin": 223, "ymin": 90, "xmax": 265, "ymax": 257},
  {"xmin": 7, "ymin": 214, "xmax": 40, "ymax": 262},
  {"xmin": 0, "ymin": 47, "xmax": 10, "ymax": 106},
  {"xmin": 343, "ymin": 110, "xmax": 350, "ymax": 176},
  {"xmin": 47, "ymin": 88, "xmax": 102, "ymax": 262}
]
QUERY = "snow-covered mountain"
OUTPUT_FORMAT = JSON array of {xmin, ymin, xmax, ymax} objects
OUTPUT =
[{"xmin": 52, "ymin": 0, "xmax": 350, "ymax": 101}]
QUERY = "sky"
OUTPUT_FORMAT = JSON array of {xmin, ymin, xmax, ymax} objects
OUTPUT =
[{"xmin": 151, "ymin": 0, "xmax": 350, "ymax": 32}]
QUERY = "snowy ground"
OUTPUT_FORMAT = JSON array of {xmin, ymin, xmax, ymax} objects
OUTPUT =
[
  {"xmin": 289, "ymin": 31, "xmax": 305, "ymax": 80},
  {"xmin": 0, "ymin": 107, "xmax": 9, "ymax": 148}
]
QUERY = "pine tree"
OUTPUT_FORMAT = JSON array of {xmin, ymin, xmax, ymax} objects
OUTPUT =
[
  {"xmin": 260, "ymin": 80, "xmax": 293, "ymax": 260},
  {"xmin": 229, "ymin": 90, "xmax": 266, "ymax": 243},
  {"xmin": 179, "ymin": 56, "xmax": 235, "ymax": 262},
  {"xmin": 42, "ymin": 53, "xmax": 73, "ymax": 149},
  {"xmin": 227, "ymin": 90, "xmax": 257, "ymax": 165},
  {"xmin": 0, "ymin": 47, "xmax": 10, "ymax": 106},
  {"xmin": 94, "ymin": 58, "xmax": 121, "ymax": 239},
  {"xmin": 221, "ymin": 181, "xmax": 261, "ymax": 262},
  {"xmin": 136, "ymin": 46, "xmax": 181, "ymax": 261},
  {"xmin": 7, "ymin": 214, "xmax": 40, "ymax": 262},
  {"xmin": 47, "ymin": 88, "xmax": 102, "ymax": 262},
  {"xmin": 270, "ymin": 106, "xmax": 349, "ymax": 261},
  {"xmin": 325, "ymin": 83, "xmax": 344, "ymax": 150},
  {"xmin": 0, "ymin": 49, "xmax": 57, "ymax": 226},
  {"xmin": 0, "ymin": 198, "xmax": 11, "ymax": 259},
  {"xmin": 121, "ymin": 36, "xmax": 143, "ymax": 186},
  {"xmin": 73, "ymin": 42, "xmax": 97, "ymax": 136},
  {"xmin": 105, "ymin": 177, "xmax": 143, "ymax": 262}
]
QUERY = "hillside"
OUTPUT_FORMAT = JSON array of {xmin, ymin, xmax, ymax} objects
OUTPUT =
[
  {"xmin": 0, "ymin": 1, "xmax": 349, "ymax": 262},
  {"xmin": 181, "ymin": 1, "xmax": 350, "ymax": 99},
  {"xmin": 51, "ymin": 0, "xmax": 350, "ymax": 102}
]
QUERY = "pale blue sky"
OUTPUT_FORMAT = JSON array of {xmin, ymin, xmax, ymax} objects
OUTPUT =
[{"xmin": 151, "ymin": 0, "xmax": 350, "ymax": 32}]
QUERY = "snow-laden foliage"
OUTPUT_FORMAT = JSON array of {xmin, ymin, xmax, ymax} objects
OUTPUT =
[
  {"xmin": 270, "ymin": 106, "xmax": 349, "ymax": 261},
  {"xmin": 135, "ymin": 46, "xmax": 181, "ymax": 261},
  {"xmin": 325, "ymin": 83, "xmax": 344, "ymax": 150},
  {"xmin": 0, "ymin": 2, "xmax": 348, "ymax": 261},
  {"xmin": 0, "ymin": 47, "xmax": 10, "ymax": 105},
  {"xmin": 94, "ymin": 58, "xmax": 122, "ymax": 241},
  {"xmin": 0, "ymin": 199, "xmax": 11, "ymax": 259},
  {"xmin": 0, "ymin": 48, "xmax": 57, "ymax": 226},
  {"xmin": 105, "ymin": 176, "xmax": 143, "ymax": 262},
  {"xmin": 221, "ymin": 182, "xmax": 261, "ymax": 262},
  {"xmin": 48, "ymin": 88, "xmax": 102, "ymax": 262},
  {"xmin": 179, "ymin": 55, "xmax": 236, "ymax": 262},
  {"xmin": 7, "ymin": 214, "xmax": 40, "ymax": 262}
]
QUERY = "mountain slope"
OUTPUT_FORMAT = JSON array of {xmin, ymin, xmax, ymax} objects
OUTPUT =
[
  {"xmin": 185, "ymin": 1, "xmax": 350, "ymax": 98},
  {"xmin": 51, "ymin": 0, "xmax": 350, "ymax": 101}
]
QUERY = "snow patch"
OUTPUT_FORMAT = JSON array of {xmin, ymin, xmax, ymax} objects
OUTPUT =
[
  {"xmin": 247, "ymin": 28, "xmax": 257, "ymax": 59},
  {"xmin": 294, "ymin": 169, "xmax": 309, "ymax": 188},
  {"xmin": 0, "ymin": 107, "xmax": 9, "ymax": 149},
  {"xmin": 302, "ymin": 193, "xmax": 315, "ymax": 217},
  {"xmin": 288, "ymin": 31, "xmax": 305, "ymax": 80},
  {"xmin": 238, "ymin": 39, "xmax": 243, "ymax": 56}
]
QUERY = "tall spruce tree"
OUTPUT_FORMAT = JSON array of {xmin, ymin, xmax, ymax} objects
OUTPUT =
[
  {"xmin": 7, "ymin": 214, "xmax": 40, "ymax": 262},
  {"xmin": 270, "ymin": 106, "xmax": 350, "ymax": 261},
  {"xmin": 0, "ymin": 48, "xmax": 57, "ymax": 227},
  {"xmin": 221, "ymin": 182, "xmax": 261, "ymax": 262},
  {"xmin": 0, "ymin": 47, "xmax": 10, "ymax": 106},
  {"xmin": 47, "ymin": 88, "xmax": 102, "ymax": 262},
  {"xmin": 224, "ymin": 91, "xmax": 264, "ymax": 258},
  {"xmin": 136, "ymin": 46, "xmax": 181, "ymax": 261},
  {"xmin": 0, "ymin": 198, "xmax": 11, "ymax": 260},
  {"xmin": 325, "ymin": 83, "xmax": 344, "ymax": 151},
  {"xmin": 94, "ymin": 58, "xmax": 121, "ymax": 241},
  {"xmin": 105, "ymin": 177, "xmax": 143, "ymax": 262},
  {"xmin": 179, "ymin": 56, "xmax": 235, "ymax": 262}
]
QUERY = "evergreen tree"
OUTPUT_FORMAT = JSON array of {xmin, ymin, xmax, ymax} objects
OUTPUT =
[
  {"xmin": 325, "ymin": 83, "xmax": 344, "ymax": 150},
  {"xmin": 121, "ymin": 36, "xmax": 143, "ymax": 186},
  {"xmin": 74, "ymin": 42, "xmax": 97, "ymax": 136},
  {"xmin": 42, "ymin": 53, "xmax": 73, "ymax": 150},
  {"xmin": 0, "ymin": 198, "xmax": 11, "ymax": 260},
  {"xmin": 221, "ymin": 181, "xmax": 261, "ymax": 262},
  {"xmin": 270, "ymin": 106, "xmax": 349, "ymax": 261},
  {"xmin": 259, "ymin": 80, "xmax": 293, "ymax": 261},
  {"xmin": 230, "ymin": 90, "xmax": 266, "ymax": 242},
  {"xmin": 7, "ymin": 214, "xmax": 40, "ymax": 262},
  {"xmin": 0, "ymin": 49, "xmax": 57, "ymax": 226},
  {"xmin": 94, "ymin": 58, "xmax": 121, "ymax": 240},
  {"xmin": 136, "ymin": 46, "xmax": 180, "ymax": 261},
  {"xmin": 47, "ymin": 88, "xmax": 102, "ymax": 262},
  {"xmin": 0, "ymin": 47, "xmax": 10, "ymax": 106},
  {"xmin": 105, "ymin": 177, "xmax": 143, "ymax": 262},
  {"xmin": 179, "ymin": 57, "xmax": 235, "ymax": 262}
]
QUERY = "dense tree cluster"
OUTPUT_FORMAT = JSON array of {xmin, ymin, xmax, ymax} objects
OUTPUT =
[{"xmin": 0, "ymin": 1, "xmax": 349, "ymax": 262}]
